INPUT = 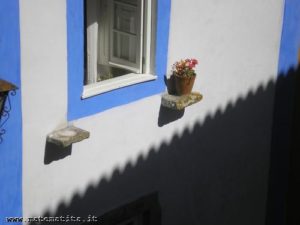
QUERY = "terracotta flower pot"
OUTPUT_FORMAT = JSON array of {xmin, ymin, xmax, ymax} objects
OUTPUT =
[{"xmin": 174, "ymin": 75, "xmax": 196, "ymax": 95}]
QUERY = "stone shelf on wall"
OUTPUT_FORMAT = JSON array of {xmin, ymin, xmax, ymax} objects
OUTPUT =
[
  {"xmin": 161, "ymin": 92, "xmax": 203, "ymax": 110},
  {"xmin": 47, "ymin": 126, "xmax": 90, "ymax": 147}
]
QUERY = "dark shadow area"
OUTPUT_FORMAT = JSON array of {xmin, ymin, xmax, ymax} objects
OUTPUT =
[
  {"xmin": 157, "ymin": 106, "xmax": 184, "ymax": 127},
  {"xmin": 44, "ymin": 141, "xmax": 72, "ymax": 165},
  {"xmin": 32, "ymin": 66, "xmax": 299, "ymax": 225},
  {"xmin": 81, "ymin": 192, "xmax": 161, "ymax": 225},
  {"xmin": 287, "ymin": 65, "xmax": 300, "ymax": 225},
  {"xmin": 266, "ymin": 65, "xmax": 300, "ymax": 225}
]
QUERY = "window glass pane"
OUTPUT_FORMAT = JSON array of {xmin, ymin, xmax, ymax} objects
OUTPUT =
[
  {"xmin": 113, "ymin": 32, "xmax": 137, "ymax": 62},
  {"xmin": 116, "ymin": 0, "xmax": 138, "ymax": 7},
  {"xmin": 114, "ymin": 3, "xmax": 137, "ymax": 34},
  {"xmin": 97, "ymin": 64, "xmax": 130, "ymax": 81}
]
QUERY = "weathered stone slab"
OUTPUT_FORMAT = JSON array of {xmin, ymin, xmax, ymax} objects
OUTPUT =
[
  {"xmin": 161, "ymin": 92, "xmax": 203, "ymax": 110},
  {"xmin": 47, "ymin": 126, "xmax": 90, "ymax": 147}
]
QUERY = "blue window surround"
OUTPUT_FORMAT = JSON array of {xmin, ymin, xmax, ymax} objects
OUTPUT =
[{"xmin": 67, "ymin": 0, "xmax": 171, "ymax": 120}]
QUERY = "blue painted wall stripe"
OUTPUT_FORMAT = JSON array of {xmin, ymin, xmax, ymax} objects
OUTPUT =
[
  {"xmin": 0, "ymin": 0, "xmax": 22, "ymax": 223},
  {"xmin": 67, "ymin": 0, "xmax": 171, "ymax": 120},
  {"xmin": 278, "ymin": 0, "xmax": 300, "ymax": 73}
]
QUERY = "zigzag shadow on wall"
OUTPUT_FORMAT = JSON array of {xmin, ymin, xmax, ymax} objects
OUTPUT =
[{"xmin": 31, "ymin": 66, "xmax": 299, "ymax": 225}]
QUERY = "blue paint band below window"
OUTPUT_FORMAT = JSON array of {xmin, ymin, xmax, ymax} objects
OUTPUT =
[{"xmin": 67, "ymin": 0, "xmax": 171, "ymax": 121}]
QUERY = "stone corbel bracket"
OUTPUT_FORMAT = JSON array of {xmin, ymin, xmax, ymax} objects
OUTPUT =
[
  {"xmin": 47, "ymin": 126, "xmax": 90, "ymax": 147},
  {"xmin": 161, "ymin": 92, "xmax": 203, "ymax": 110}
]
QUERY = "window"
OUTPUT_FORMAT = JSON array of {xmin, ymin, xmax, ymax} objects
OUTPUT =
[
  {"xmin": 67, "ymin": 0, "xmax": 170, "ymax": 120},
  {"xmin": 83, "ymin": 0, "xmax": 156, "ymax": 98}
]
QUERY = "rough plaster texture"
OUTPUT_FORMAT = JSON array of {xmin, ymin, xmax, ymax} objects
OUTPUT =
[{"xmin": 21, "ymin": 0, "xmax": 284, "ymax": 223}]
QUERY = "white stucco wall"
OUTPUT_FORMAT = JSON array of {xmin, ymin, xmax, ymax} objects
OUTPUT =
[
  {"xmin": 20, "ymin": 0, "xmax": 68, "ymax": 217},
  {"xmin": 20, "ymin": 0, "xmax": 284, "ymax": 222}
]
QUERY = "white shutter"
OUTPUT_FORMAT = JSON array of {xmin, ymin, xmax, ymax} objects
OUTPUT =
[{"xmin": 109, "ymin": 0, "xmax": 143, "ymax": 73}]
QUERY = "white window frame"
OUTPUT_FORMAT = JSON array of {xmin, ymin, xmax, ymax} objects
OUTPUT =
[{"xmin": 82, "ymin": 0, "xmax": 156, "ymax": 99}]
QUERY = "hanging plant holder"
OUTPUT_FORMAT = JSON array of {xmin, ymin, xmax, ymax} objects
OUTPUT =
[{"xmin": 0, "ymin": 79, "xmax": 18, "ymax": 143}]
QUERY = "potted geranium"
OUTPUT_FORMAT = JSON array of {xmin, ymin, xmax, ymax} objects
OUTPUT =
[{"xmin": 172, "ymin": 58, "xmax": 198, "ymax": 95}]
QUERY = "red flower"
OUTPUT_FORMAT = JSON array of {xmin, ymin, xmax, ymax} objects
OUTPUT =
[
  {"xmin": 191, "ymin": 59, "xmax": 198, "ymax": 65},
  {"xmin": 172, "ymin": 58, "xmax": 199, "ymax": 77}
]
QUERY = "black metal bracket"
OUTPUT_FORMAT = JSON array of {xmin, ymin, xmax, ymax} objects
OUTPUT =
[{"xmin": 0, "ymin": 79, "xmax": 18, "ymax": 143}]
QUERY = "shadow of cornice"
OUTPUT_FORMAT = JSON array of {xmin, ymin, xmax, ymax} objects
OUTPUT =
[{"xmin": 32, "ymin": 65, "xmax": 300, "ymax": 225}]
